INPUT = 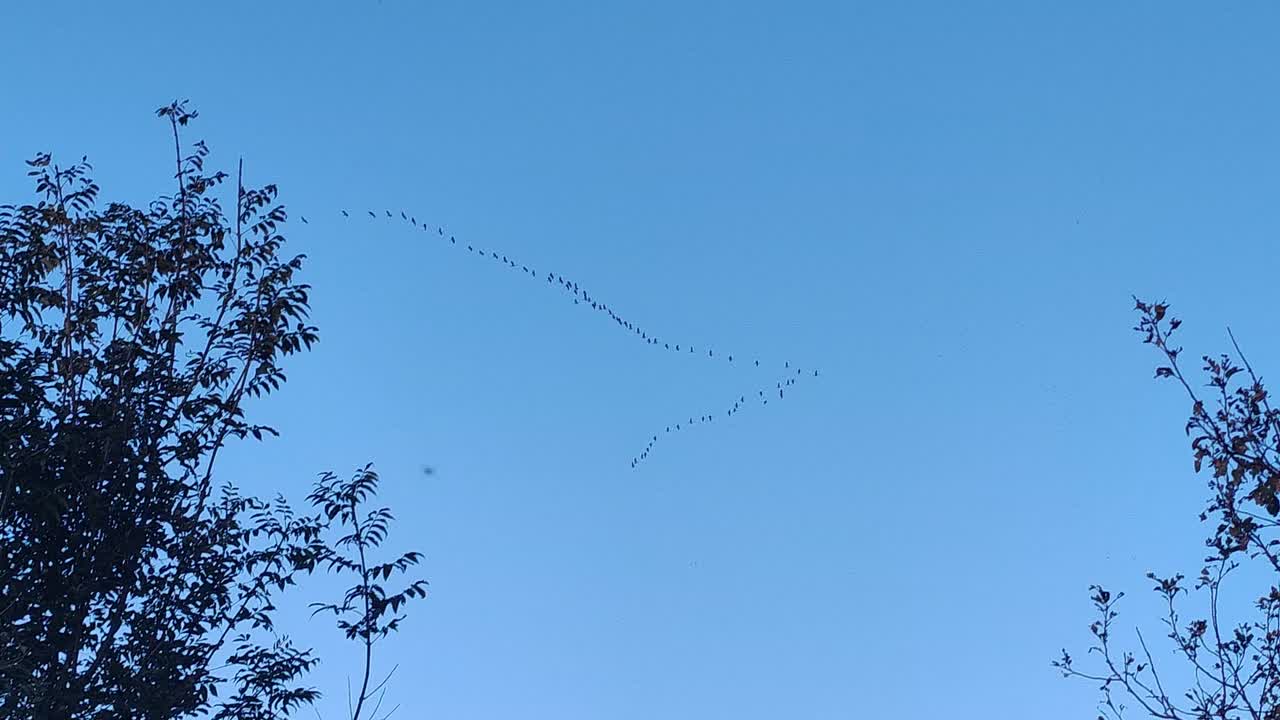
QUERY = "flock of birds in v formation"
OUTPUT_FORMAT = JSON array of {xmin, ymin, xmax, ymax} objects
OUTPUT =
[{"xmin": 296, "ymin": 209, "xmax": 820, "ymax": 468}]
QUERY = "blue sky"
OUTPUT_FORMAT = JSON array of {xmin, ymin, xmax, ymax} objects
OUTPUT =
[{"xmin": 4, "ymin": 2, "xmax": 1280, "ymax": 717}]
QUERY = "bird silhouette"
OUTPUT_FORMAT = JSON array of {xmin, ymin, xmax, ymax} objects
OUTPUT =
[{"xmin": 341, "ymin": 210, "xmax": 349, "ymax": 217}]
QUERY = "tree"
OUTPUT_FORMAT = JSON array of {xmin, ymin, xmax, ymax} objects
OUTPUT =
[
  {"xmin": 0, "ymin": 102, "xmax": 425, "ymax": 719},
  {"xmin": 1056, "ymin": 298, "xmax": 1280, "ymax": 719}
]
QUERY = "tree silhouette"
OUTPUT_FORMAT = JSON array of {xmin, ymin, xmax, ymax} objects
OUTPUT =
[
  {"xmin": 0, "ymin": 103, "xmax": 424, "ymax": 719},
  {"xmin": 1057, "ymin": 299, "xmax": 1280, "ymax": 719}
]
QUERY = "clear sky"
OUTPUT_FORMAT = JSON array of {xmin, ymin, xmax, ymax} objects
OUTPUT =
[{"xmin": 4, "ymin": 2, "xmax": 1279, "ymax": 717}]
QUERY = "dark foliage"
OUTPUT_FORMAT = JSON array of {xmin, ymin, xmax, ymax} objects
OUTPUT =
[
  {"xmin": 1057, "ymin": 299, "xmax": 1280, "ymax": 719},
  {"xmin": 0, "ymin": 103, "xmax": 424, "ymax": 719},
  {"xmin": 308, "ymin": 466, "xmax": 428, "ymax": 720}
]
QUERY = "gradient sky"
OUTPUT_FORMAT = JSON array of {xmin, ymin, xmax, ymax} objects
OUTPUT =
[{"xmin": 4, "ymin": 2, "xmax": 1280, "ymax": 717}]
